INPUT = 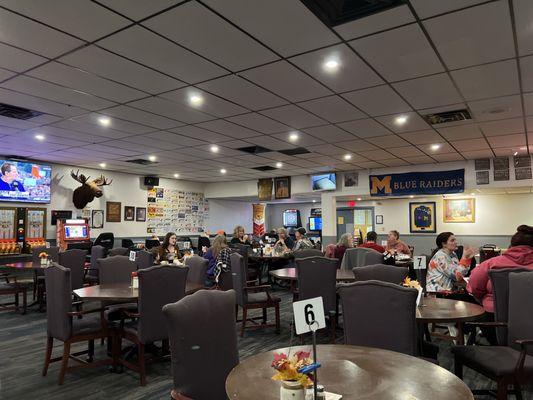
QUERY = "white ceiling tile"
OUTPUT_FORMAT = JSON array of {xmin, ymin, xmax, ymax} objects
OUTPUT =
[
  {"xmin": 98, "ymin": 26, "xmax": 226, "ymax": 83},
  {"xmin": 304, "ymin": 125, "xmax": 356, "ymax": 142},
  {"xmin": 468, "ymin": 95, "xmax": 523, "ymax": 121},
  {"xmin": 240, "ymin": 61, "xmax": 332, "ymax": 102},
  {"xmin": 411, "ymin": 0, "xmax": 486, "ymax": 19},
  {"xmin": 304, "ymin": 144, "xmax": 345, "ymax": 156},
  {"xmin": 478, "ymin": 118, "xmax": 525, "ymax": 137},
  {"xmin": 128, "ymin": 96, "xmax": 212, "ymax": 124},
  {"xmin": 341, "ymin": 85, "xmax": 411, "ymax": 116},
  {"xmin": 71, "ymin": 113, "xmax": 155, "ymax": 134},
  {"xmin": 525, "ymin": 93, "xmax": 533, "ymax": 116},
  {"xmin": 289, "ymin": 44, "xmax": 383, "ymax": 93},
  {"xmin": 527, "ymin": 117, "xmax": 533, "ymax": 132},
  {"xmin": 271, "ymin": 131, "xmax": 324, "ymax": 147},
  {"xmin": 130, "ymin": 132, "xmax": 206, "ymax": 148},
  {"xmin": 375, "ymin": 112, "xmax": 431, "ymax": 133},
  {"xmin": 98, "ymin": 0, "xmax": 181, "ymax": 21},
  {"xmin": 102, "ymin": 105, "xmax": 182, "ymax": 129},
  {"xmin": 194, "ymin": 119, "xmax": 261, "ymax": 139},
  {"xmin": 143, "ymin": 1, "xmax": 278, "ymax": 71},
  {"xmin": 335, "ymin": 139, "xmax": 379, "ymax": 152},
  {"xmin": 519, "ymin": 56, "xmax": 533, "ymax": 92},
  {"xmin": 202, "ymin": 0, "xmax": 338, "ymax": 56},
  {"xmin": 380, "ymin": 158, "xmax": 411, "ymax": 167},
  {"xmin": 349, "ymin": 24, "xmax": 443, "ymax": 82},
  {"xmin": 461, "ymin": 149, "xmax": 494, "ymax": 159},
  {"xmin": 431, "ymin": 152, "xmax": 465, "ymax": 163},
  {"xmin": 0, "ymin": 87, "xmax": 86, "ymax": 117},
  {"xmin": 388, "ymin": 146, "xmax": 425, "ymax": 157},
  {"xmin": 0, "ymin": 125, "xmax": 21, "ymax": 135},
  {"xmin": 27, "ymin": 62, "xmax": 146, "ymax": 103},
  {"xmin": 2, "ymin": 75, "xmax": 115, "ymax": 111},
  {"xmin": 399, "ymin": 129, "xmax": 443, "ymax": 144},
  {"xmin": 260, "ymin": 105, "xmax": 326, "ymax": 129},
  {"xmin": 370, "ymin": 135, "xmax": 410, "ymax": 148},
  {"xmin": 514, "ymin": 0, "xmax": 533, "ymax": 56},
  {"xmin": 337, "ymin": 118, "xmax": 392, "ymax": 138},
  {"xmin": 356, "ymin": 149, "xmax": 393, "ymax": 161},
  {"xmin": 418, "ymin": 143, "xmax": 455, "ymax": 154},
  {"xmin": 245, "ymin": 136, "xmax": 294, "ymax": 151},
  {"xmin": 357, "ymin": 161, "xmax": 387, "ymax": 168},
  {"xmin": 0, "ymin": 43, "xmax": 46, "ymax": 72},
  {"xmin": 0, "ymin": 7, "xmax": 82, "ymax": 58},
  {"xmin": 51, "ymin": 119, "xmax": 132, "ymax": 140},
  {"xmin": 392, "ymin": 73, "xmax": 463, "ymax": 109},
  {"xmin": 227, "ymin": 112, "xmax": 290, "ymax": 134},
  {"xmin": 0, "ymin": 68, "xmax": 14, "ymax": 81},
  {"xmin": 450, "ymin": 138, "xmax": 489, "ymax": 151},
  {"xmin": 492, "ymin": 147, "xmax": 525, "ymax": 157},
  {"xmin": 335, "ymin": 5, "xmax": 415, "ymax": 40},
  {"xmin": 298, "ymin": 96, "xmax": 365, "ymax": 123},
  {"xmin": 0, "ymin": 115, "xmax": 42, "ymax": 130},
  {"xmin": 170, "ymin": 125, "xmax": 232, "ymax": 143},
  {"xmin": 403, "ymin": 155, "xmax": 435, "ymax": 164},
  {"xmin": 197, "ymin": 75, "xmax": 287, "ymax": 111},
  {"xmin": 437, "ymin": 124, "xmax": 483, "ymax": 140},
  {"xmin": 0, "ymin": 0, "xmax": 130, "ymax": 41},
  {"xmin": 26, "ymin": 125, "xmax": 106, "ymax": 142},
  {"xmin": 423, "ymin": 1, "xmax": 514, "ymax": 69},
  {"xmin": 487, "ymin": 133, "xmax": 527, "ymax": 148},
  {"xmin": 452, "ymin": 60, "xmax": 520, "ymax": 101}
]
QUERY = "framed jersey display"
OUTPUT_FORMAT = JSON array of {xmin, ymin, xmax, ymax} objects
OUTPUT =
[{"xmin": 409, "ymin": 202, "xmax": 436, "ymax": 233}]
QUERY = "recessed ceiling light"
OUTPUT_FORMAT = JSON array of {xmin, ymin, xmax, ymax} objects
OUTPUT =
[
  {"xmin": 520, "ymin": 146, "xmax": 527, "ymax": 151},
  {"xmin": 312, "ymin": 199, "xmax": 316, "ymax": 203},
  {"xmin": 276, "ymin": 162, "xmax": 283, "ymax": 168},
  {"xmin": 220, "ymin": 168, "xmax": 227, "ymax": 174},
  {"xmin": 99, "ymin": 163, "xmax": 106, "ymax": 168},
  {"xmin": 148, "ymin": 155, "xmax": 156, "ymax": 162},
  {"xmin": 173, "ymin": 173, "xmax": 180, "ymax": 178},
  {"xmin": 430, "ymin": 144, "xmax": 441, "ymax": 151},
  {"xmin": 189, "ymin": 94, "xmax": 204, "ymax": 106},
  {"xmin": 343, "ymin": 154, "xmax": 352, "ymax": 161},
  {"xmin": 409, "ymin": 195, "xmax": 414, "ymax": 198},
  {"xmin": 356, "ymin": 197, "xmax": 362, "ymax": 201},
  {"xmin": 513, "ymin": 151, "xmax": 518, "ymax": 156},
  {"xmin": 470, "ymin": 192, "xmax": 475, "ymax": 196},
  {"xmin": 323, "ymin": 58, "xmax": 340, "ymax": 72},
  {"xmin": 288, "ymin": 132, "xmax": 299, "ymax": 142},
  {"xmin": 98, "ymin": 116, "xmax": 111, "ymax": 127},
  {"xmin": 210, "ymin": 145, "xmax": 219, "ymax": 153},
  {"xmin": 395, "ymin": 115, "xmax": 408, "ymax": 125},
  {"xmin": 34, "ymin": 134, "xmax": 45, "ymax": 141}
]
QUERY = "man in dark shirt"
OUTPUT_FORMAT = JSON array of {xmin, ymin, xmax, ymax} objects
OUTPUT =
[
  {"xmin": 0, "ymin": 163, "xmax": 25, "ymax": 192},
  {"xmin": 358, "ymin": 231, "xmax": 385, "ymax": 253}
]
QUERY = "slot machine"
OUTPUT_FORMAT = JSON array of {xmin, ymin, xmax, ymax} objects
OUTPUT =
[
  {"xmin": 0, "ymin": 207, "xmax": 20, "ymax": 255},
  {"xmin": 24, "ymin": 207, "xmax": 47, "ymax": 252},
  {"xmin": 56, "ymin": 219, "xmax": 91, "ymax": 251}
]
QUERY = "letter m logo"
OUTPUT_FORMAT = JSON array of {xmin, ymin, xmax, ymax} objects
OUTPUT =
[{"xmin": 370, "ymin": 175, "xmax": 392, "ymax": 194}]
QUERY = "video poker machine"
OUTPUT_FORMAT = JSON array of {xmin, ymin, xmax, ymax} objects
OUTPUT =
[
  {"xmin": 0, "ymin": 207, "xmax": 48, "ymax": 254},
  {"xmin": 0, "ymin": 207, "xmax": 20, "ymax": 255},
  {"xmin": 56, "ymin": 219, "xmax": 91, "ymax": 251}
]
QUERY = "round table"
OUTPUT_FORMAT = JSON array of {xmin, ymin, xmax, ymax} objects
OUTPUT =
[
  {"xmin": 269, "ymin": 267, "xmax": 355, "ymax": 282},
  {"xmin": 226, "ymin": 344, "xmax": 474, "ymax": 400},
  {"xmin": 73, "ymin": 282, "xmax": 203, "ymax": 301},
  {"xmin": 0, "ymin": 261, "xmax": 47, "ymax": 270}
]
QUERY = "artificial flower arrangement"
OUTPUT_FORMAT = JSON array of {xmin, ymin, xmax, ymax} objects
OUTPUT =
[
  {"xmin": 402, "ymin": 277, "xmax": 421, "ymax": 289},
  {"xmin": 38, "ymin": 252, "xmax": 48, "ymax": 259},
  {"xmin": 271, "ymin": 351, "xmax": 314, "ymax": 387}
]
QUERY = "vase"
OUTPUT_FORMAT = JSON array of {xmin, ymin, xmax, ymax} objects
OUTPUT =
[
  {"xmin": 280, "ymin": 381, "xmax": 306, "ymax": 400},
  {"xmin": 40, "ymin": 258, "xmax": 47, "ymax": 266}
]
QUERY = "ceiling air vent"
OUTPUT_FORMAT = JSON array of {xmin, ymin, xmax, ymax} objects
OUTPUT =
[
  {"xmin": 300, "ymin": 0, "xmax": 405, "ymax": 27},
  {"xmin": 278, "ymin": 147, "xmax": 311, "ymax": 156},
  {"xmin": 422, "ymin": 109, "xmax": 472, "ymax": 125},
  {"xmin": 237, "ymin": 145, "xmax": 272, "ymax": 154},
  {"xmin": 252, "ymin": 166, "xmax": 277, "ymax": 171},
  {"xmin": 125, "ymin": 159, "xmax": 158, "ymax": 165},
  {"xmin": 0, "ymin": 102, "xmax": 43, "ymax": 120}
]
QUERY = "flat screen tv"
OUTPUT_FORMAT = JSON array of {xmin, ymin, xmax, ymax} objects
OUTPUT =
[
  {"xmin": 311, "ymin": 173, "xmax": 336, "ymax": 191},
  {"xmin": 282, "ymin": 209, "xmax": 300, "ymax": 228},
  {"xmin": 0, "ymin": 159, "xmax": 51, "ymax": 203},
  {"xmin": 64, "ymin": 225, "xmax": 88, "ymax": 239},
  {"xmin": 309, "ymin": 217, "xmax": 322, "ymax": 231}
]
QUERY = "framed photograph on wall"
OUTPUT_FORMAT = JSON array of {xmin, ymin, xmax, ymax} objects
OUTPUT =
[
  {"xmin": 344, "ymin": 172, "xmax": 359, "ymax": 187},
  {"xmin": 124, "ymin": 206, "xmax": 135, "ymax": 221},
  {"xmin": 274, "ymin": 176, "xmax": 291, "ymax": 199},
  {"xmin": 376, "ymin": 215, "xmax": 383, "ymax": 225},
  {"xmin": 136, "ymin": 207, "xmax": 146, "ymax": 222},
  {"xmin": 106, "ymin": 201, "xmax": 121, "ymax": 222},
  {"xmin": 91, "ymin": 210, "xmax": 104, "ymax": 229},
  {"xmin": 257, "ymin": 178, "xmax": 273, "ymax": 201},
  {"xmin": 409, "ymin": 202, "xmax": 436, "ymax": 233},
  {"xmin": 443, "ymin": 198, "xmax": 475, "ymax": 223}
]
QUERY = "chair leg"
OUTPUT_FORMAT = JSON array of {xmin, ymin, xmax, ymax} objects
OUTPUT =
[
  {"xmin": 454, "ymin": 355, "xmax": 463, "ymax": 380},
  {"xmin": 88, "ymin": 339, "xmax": 94, "ymax": 362},
  {"xmin": 241, "ymin": 307, "xmax": 247, "ymax": 337},
  {"xmin": 330, "ymin": 315, "xmax": 337, "ymax": 344},
  {"xmin": 21, "ymin": 287, "xmax": 27, "ymax": 315},
  {"xmin": 496, "ymin": 379, "xmax": 508, "ymax": 400},
  {"xmin": 274, "ymin": 303, "xmax": 280, "ymax": 334},
  {"xmin": 514, "ymin": 381, "xmax": 523, "ymax": 400},
  {"xmin": 262, "ymin": 308, "xmax": 267, "ymax": 324},
  {"xmin": 235, "ymin": 304, "xmax": 239, "ymax": 322},
  {"xmin": 139, "ymin": 343, "xmax": 146, "ymax": 386},
  {"xmin": 58, "ymin": 342, "xmax": 71, "ymax": 385},
  {"xmin": 14, "ymin": 290, "xmax": 19, "ymax": 311},
  {"xmin": 42, "ymin": 336, "xmax": 53, "ymax": 376}
]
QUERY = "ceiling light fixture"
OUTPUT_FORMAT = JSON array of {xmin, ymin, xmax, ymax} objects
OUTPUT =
[
  {"xmin": 34, "ymin": 134, "xmax": 45, "ymax": 141},
  {"xmin": 99, "ymin": 163, "xmax": 106, "ymax": 168},
  {"xmin": 189, "ymin": 94, "xmax": 204, "ymax": 106},
  {"xmin": 513, "ymin": 151, "xmax": 518, "ymax": 156},
  {"xmin": 395, "ymin": 115, "xmax": 408, "ymax": 125},
  {"xmin": 323, "ymin": 58, "xmax": 340, "ymax": 72},
  {"xmin": 173, "ymin": 173, "xmax": 180, "ymax": 178},
  {"xmin": 288, "ymin": 132, "xmax": 299, "ymax": 142},
  {"xmin": 312, "ymin": 199, "xmax": 316, "ymax": 203},
  {"xmin": 356, "ymin": 197, "xmax": 362, "ymax": 201},
  {"xmin": 343, "ymin": 154, "xmax": 352, "ymax": 161},
  {"xmin": 148, "ymin": 155, "xmax": 156, "ymax": 162},
  {"xmin": 276, "ymin": 162, "xmax": 283, "ymax": 168},
  {"xmin": 98, "ymin": 116, "xmax": 111, "ymax": 127},
  {"xmin": 430, "ymin": 144, "xmax": 441, "ymax": 151},
  {"xmin": 210, "ymin": 145, "xmax": 219, "ymax": 153},
  {"xmin": 470, "ymin": 192, "xmax": 475, "ymax": 196},
  {"xmin": 409, "ymin": 195, "xmax": 414, "ymax": 198},
  {"xmin": 220, "ymin": 168, "xmax": 227, "ymax": 174}
]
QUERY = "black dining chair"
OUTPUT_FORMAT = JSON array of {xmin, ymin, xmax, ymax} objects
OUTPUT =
[
  {"xmin": 352, "ymin": 264, "xmax": 408, "ymax": 284},
  {"xmin": 86, "ymin": 245, "xmax": 107, "ymax": 285},
  {"xmin": 0, "ymin": 274, "xmax": 27, "ymax": 314},
  {"xmin": 135, "ymin": 250, "xmax": 154, "ymax": 270},
  {"xmin": 341, "ymin": 247, "xmax": 384, "ymax": 270},
  {"xmin": 121, "ymin": 239, "xmax": 135, "ymax": 249},
  {"xmin": 184, "ymin": 255, "xmax": 209, "ymax": 286},
  {"xmin": 118, "ymin": 265, "xmax": 189, "ymax": 386},
  {"xmin": 293, "ymin": 248, "xmax": 323, "ymax": 259},
  {"xmin": 32, "ymin": 246, "xmax": 60, "ymax": 311},
  {"xmin": 98, "ymin": 256, "xmax": 137, "ymax": 285},
  {"xmin": 93, "ymin": 232, "xmax": 114, "ymax": 251},
  {"xmin": 108, "ymin": 247, "xmax": 129, "ymax": 257},
  {"xmin": 58, "ymin": 249, "xmax": 87, "ymax": 291},
  {"xmin": 163, "ymin": 289, "xmax": 239, "ymax": 400}
]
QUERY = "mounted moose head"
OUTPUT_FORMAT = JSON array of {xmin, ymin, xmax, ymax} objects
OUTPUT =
[{"xmin": 70, "ymin": 170, "xmax": 113, "ymax": 209}]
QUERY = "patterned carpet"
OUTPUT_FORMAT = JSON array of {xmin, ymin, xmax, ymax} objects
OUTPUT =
[{"xmin": 0, "ymin": 285, "xmax": 530, "ymax": 399}]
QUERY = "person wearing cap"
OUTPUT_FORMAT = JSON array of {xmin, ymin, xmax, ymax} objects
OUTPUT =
[{"xmin": 293, "ymin": 227, "xmax": 313, "ymax": 251}]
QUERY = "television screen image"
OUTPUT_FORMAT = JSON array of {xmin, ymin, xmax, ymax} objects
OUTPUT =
[
  {"xmin": 311, "ymin": 173, "xmax": 336, "ymax": 191},
  {"xmin": 282, "ymin": 209, "xmax": 299, "ymax": 227},
  {"xmin": 0, "ymin": 159, "xmax": 52, "ymax": 203},
  {"xmin": 64, "ymin": 225, "xmax": 88, "ymax": 239},
  {"xmin": 309, "ymin": 217, "xmax": 322, "ymax": 231}
]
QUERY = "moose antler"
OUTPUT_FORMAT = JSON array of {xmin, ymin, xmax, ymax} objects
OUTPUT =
[
  {"xmin": 70, "ymin": 169, "xmax": 90, "ymax": 184},
  {"xmin": 93, "ymin": 175, "xmax": 113, "ymax": 186}
]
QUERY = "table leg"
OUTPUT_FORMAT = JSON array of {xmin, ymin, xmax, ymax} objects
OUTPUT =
[{"xmin": 456, "ymin": 322, "xmax": 464, "ymax": 345}]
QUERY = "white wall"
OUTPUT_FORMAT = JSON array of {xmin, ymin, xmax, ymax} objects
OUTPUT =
[
  {"xmin": 204, "ymin": 199, "xmax": 253, "ymax": 234},
  {"xmin": 265, "ymin": 202, "xmax": 321, "ymax": 231}
]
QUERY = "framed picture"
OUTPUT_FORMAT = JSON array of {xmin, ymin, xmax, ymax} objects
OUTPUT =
[
  {"xmin": 344, "ymin": 172, "xmax": 359, "ymax": 187},
  {"xmin": 91, "ymin": 210, "xmax": 104, "ymax": 229},
  {"xmin": 376, "ymin": 215, "xmax": 383, "ymax": 225},
  {"xmin": 257, "ymin": 178, "xmax": 273, "ymax": 201},
  {"xmin": 124, "ymin": 206, "xmax": 135, "ymax": 221},
  {"xmin": 136, "ymin": 207, "xmax": 146, "ymax": 222},
  {"xmin": 106, "ymin": 201, "xmax": 121, "ymax": 222},
  {"xmin": 443, "ymin": 198, "xmax": 475, "ymax": 223},
  {"xmin": 274, "ymin": 176, "xmax": 291, "ymax": 199},
  {"xmin": 409, "ymin": 202, "xmax": 436, "ymax": 233}
]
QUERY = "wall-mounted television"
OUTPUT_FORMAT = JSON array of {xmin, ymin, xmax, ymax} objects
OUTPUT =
[
  {"xmin": 309, "ymin": 217, "xmax": 322, "ymax": 231},
  {"xmin": 282, "ymin": 209, "xmax": 300, "ymax": 228},
  {"xmin": 311, "ymin": 173, "xmax": 336, "ymax": 191},
  {"xmin": 0, "ymin": 159, "xmax": 51, "ymax": 203},
  {"xmin": 64, "ymin": 225, "xmax": 88, "ymax": 239}
]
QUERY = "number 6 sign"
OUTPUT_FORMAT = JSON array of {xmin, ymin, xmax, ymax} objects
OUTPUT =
[{"xmin": 293, "ymin": 297, "xmax": 326, "ymax": 335}]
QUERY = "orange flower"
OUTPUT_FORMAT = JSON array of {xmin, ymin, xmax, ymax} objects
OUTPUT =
[
  {"xmin": 38, "ymin": 252, "xmax": 48, "ymax": 258},
  {"xmin": 271, "ymin": 351, "xmax": 313, "ymax": 387}
]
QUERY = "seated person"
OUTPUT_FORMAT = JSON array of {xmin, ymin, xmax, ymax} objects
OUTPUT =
[
  {"xmin": 426, "ymin": 232, "xmax": 474, "ymax": 292},
  {"xmin": 150, "ymin": 247, "xmax": 161, "ymax": 264},
  {"xmin": 359, "ymin": 231, "xmax": 385, "ymax": 253},
  {"xmin": 386, "ymin": 230, "xmax": 412, "ymax": 256},
  {"xmin": 293, "ymin": 227, "xmax": 313, "ymax": 251},
  {"xmin": 157, "ymin": 232, "xmax": 182, "ymax": 263},
  {"xmin": 274, "ymin": 228, "xmax": 294, "ymax": 253},
  {"xmin": 203, "ymin": 235, "xmax": 232, "ymax": 286},
  {"xmin": 230, "ymin": 225, "xmax": 250, "ymax": 245},
  {"xmin": 334, "ymin": 233, "xmax": 353, "ymax": 261}
]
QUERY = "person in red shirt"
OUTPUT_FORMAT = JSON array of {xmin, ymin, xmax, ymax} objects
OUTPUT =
[{"xmin": 358, "ymin": 231, "xmax": 385, "ymax": 253}]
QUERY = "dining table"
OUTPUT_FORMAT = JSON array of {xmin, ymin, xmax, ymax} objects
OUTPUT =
[
  {"xmin": 270, "ymin": 267, "xmax": 355, "ymax": 282},
  {"xmin": 0, "ymin": 261, "xmax": 48, "ymax": 270},
  {"xmin": 225, "ymin": 344, "xmax": 474, "ymax": 400}
]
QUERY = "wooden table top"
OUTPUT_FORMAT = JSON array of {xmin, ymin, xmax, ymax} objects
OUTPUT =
[
  {"xmin": 0, "ymin": 261, "xmax": 45, "ymax": 270},
  {"xmin": 73, "ymin": 282, "xmax": 204, "ymax": 301},
  {"xmin": 269, "ymin": 267, "xmax": 355, "ymax": 282},
  {"xmin": 416, "ymin": 297, "xmax": 485, "ymax": 323},
  {"xmin": 226, "ymin": 344, "xmax": 473, "ymax": 400}
]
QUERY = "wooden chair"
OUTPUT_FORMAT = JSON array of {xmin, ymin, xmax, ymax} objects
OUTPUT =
[
  {"xmin": 0, "ymin": 273, "xmax": 27, "ymax": 314},
  {"xmin": 231, "ymin": 253, "xmax": 280, "ymax": 337}
]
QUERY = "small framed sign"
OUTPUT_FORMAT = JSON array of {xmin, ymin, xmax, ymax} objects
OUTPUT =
[
  {"xmin": 293, "ymin": 297, "xmax": 326, "ymax": 335},
  {"xmin": 129, "ymin": 251, "xmax": 136, "ymax": 262}
]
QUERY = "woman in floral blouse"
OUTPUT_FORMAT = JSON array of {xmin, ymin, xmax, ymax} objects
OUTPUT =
[{"xmin": 426, "ymin": 232, "xmax": 475, "ymax": 293}]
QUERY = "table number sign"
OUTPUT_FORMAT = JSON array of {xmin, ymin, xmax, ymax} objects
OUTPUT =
[
  {"xmin": 413, "ymin": 256, "xmax": 426, "ymax": 270},
  {"xmin": 293, "ymin": 297, "xmax": 326, "ymax": 335},
  {"xmin": 129, "ymin": 251, "xmax": 136, "ymax": 262}
]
